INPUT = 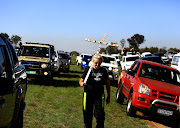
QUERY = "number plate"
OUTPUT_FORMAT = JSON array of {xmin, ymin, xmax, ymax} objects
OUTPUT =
[
  {"xmin": 157, "ymin": 108, "xmax": 173, "ymax": 116},
  {"xmin": 26, "ymin": 71, "xmax": 36, "ymax": 74}
]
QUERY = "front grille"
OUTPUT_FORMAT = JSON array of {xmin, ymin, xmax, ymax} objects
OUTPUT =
[
  {"xmin": 152, "ymin": 90, "xmax": 178, "ymax": 103},
  {"xmin": 21, "ymin": 61, "xmax": 40, "ymax": 68}
]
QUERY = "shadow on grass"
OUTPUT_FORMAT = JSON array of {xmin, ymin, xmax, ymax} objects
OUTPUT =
[
  {"xmin": 69, "ymin": 70, "xmax": 84, "ymax": 74},
  {"xmin": 56, "ymin": 73, "xmax": 80, "ymax": 78},
  {"xmin": 29, "ymin": 78, "xmax": 80, "ymax": 87},
  {"xmin": 53, "ymin": 80, "xmax": 79, "ymax": 87},
  {"xmin": 135, "ymin": 111, "xmax": 179, "ymax": 128}
]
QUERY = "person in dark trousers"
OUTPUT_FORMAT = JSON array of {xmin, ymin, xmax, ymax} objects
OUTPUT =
[{"xmin": 79, "ymin": 54, "xmax": 111, "ymax": 128}]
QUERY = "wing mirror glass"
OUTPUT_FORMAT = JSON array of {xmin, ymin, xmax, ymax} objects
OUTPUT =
[{"xmin": 127, "ymin": 69, "xmax": 135, "ymax": 76}]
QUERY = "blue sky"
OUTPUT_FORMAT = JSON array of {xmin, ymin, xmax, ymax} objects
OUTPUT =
[{"xmin": 1, "ymin": 0, "xmax": 180, "ymax": 54}]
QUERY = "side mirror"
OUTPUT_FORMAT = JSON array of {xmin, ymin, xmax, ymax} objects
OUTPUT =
[{"xmin": 127, "ymin": 69, "xmax": 135, "ymax": 76}]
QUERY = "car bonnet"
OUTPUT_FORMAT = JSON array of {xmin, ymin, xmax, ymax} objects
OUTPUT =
[{"xmin": 138, "ymin": 77, "xmax": 180, "ymax": 95}]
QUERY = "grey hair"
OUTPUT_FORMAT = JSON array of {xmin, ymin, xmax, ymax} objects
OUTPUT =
[{"xmin": 92, "ymin": 54, "xmax": 104, "ymax": 63}]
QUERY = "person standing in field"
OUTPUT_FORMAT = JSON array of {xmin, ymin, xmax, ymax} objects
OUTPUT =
[{"xmin": 79, "ymin": 54, "xmax": 110, "ymax": 128}]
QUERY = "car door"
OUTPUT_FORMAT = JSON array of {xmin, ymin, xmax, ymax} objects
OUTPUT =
[
  {"xmin": 0, "ymin": 45, "xmax": 16, "ymax": 127},
  {"xmin": 123, "ymin": 61, "xmax": 140, "ymax": 97},
  {"xmin": 0, "ymin": 37, "xmax": 26, "ymax": 127}
]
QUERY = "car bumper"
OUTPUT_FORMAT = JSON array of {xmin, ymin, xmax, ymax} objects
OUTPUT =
[
  {"xmin": 132, "ymin": 91, "xmax": 179, "ymax": 117},
  {"xmin": 25, "ymin": 68, "xmax": 52, "ymax": 77}
]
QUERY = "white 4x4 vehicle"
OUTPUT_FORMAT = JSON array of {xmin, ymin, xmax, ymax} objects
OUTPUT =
[
  {"xmin": 54, "ymin": 50, "xmax": 61, "ymax": 73},
  {"xmin": 141, "ymin": 52, "xmax": 152, "ymax": 57},
  {"xmin": 121, "ymin": 55, "xmax": 139, "ymax": 70},
  {"xmin": 171, "ymin": 53, "xmax": 180, "ymax": 71},
  {"xmin": 100, "ymin": 54, "xmax": 120, "ymax": 82},
  {"xmin": 111, "ymin": 54, "xmax": 121, "ymax": 66}
]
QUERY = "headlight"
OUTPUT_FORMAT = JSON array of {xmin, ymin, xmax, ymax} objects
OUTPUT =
[
  {"xmin": 113, "ymin": 68, "xmax": 119, "ymax": 72},
  {"xmin": 41, "ymin": 63, "xmax": 48, "ymax": 68},
  {"xmin": 139, "ymin": 84, "xmax": 149, "ymax": 95},
  {"xmin": 108, "ymin": 67, "xmax": 112, "ymax": 71},
  {"xmin": 82, "ymin": 61, "xmax": 86, "ymax": 64}
]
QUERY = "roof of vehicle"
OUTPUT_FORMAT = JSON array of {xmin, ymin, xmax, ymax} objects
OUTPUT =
[
  {"xmin": 153, "ymin": 52, "xmax": 165, "ymax": 55},
  {"xmin": 173, "ymin": 53, "xmax": 180, "ymax": 57},
  {"xmin": 100, "ymin": 54, "xmax": 116, "ymax": 58},
  {"xmin": 139, "ymin": 56, "xmax": 161, "ymax": 59},
  {"xmin": 58, "ymin": 52, "xmax": 68, "ymax": 54},
  {"xmin": 22, "ymin": 42, "xmax": 54, "ymax": 48},
  {"xmin": 137, "ymin": 59, "xmax": 179, "ymax": 71},
  {"xmin": 139, "ymin": 56, "xmax": 165, "ymax": 64},
  {"xmin": 22, "ymin": 43, "xmax": 51, "ymax": 48},
  {"xmin": 111, "ymin": 54, "xmax": 120, "ymax": 56},
  {"xmin": 0, "ymin": 36, "xmax": 6, "ymax": 46},
  {"xmin": 141, "ymin": 52, "xmax": 151, "ymax": 54},
  {"xmin": 123, "ymin": 55, "xmax": 140, "ymax": 58},
  {"xmin": 80, "ymin": 53, "xmax": 92, "ymax": 55}
]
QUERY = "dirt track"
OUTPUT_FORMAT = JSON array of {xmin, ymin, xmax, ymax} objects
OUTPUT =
[{"xmin": 137, "ymin": 111, "xmax": 179, "ymax": 128}]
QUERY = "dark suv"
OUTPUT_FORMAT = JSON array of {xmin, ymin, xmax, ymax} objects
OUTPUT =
[
  {"xmin": 0, "ymin": 35, "xmax": 27, "ymax": 127},
  {"xmin": 18, "ymin": 42, "xmax": 55, "ymax": 80},
  {"xmin": 58, "ymin": 52, "xmax": 70, "ymax": 72}
]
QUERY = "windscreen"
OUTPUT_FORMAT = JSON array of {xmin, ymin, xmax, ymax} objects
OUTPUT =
[
  {"xmin": 102, "ymin": 56, "xmax": 115, "ymax": 63},
  {"xmin": 59, "ymin": 53, "xmax": 68, "ymax": 59},
  {"xmin": 126, "ymin": 56, "xmax": 139, "ymax": 61},
  {"xmin": 21, "ymin": 46, "xmax": 49, "ymax": 58},
  {"xmin": 172, "ymin": 56, "xmax": 180, "ymax": 66},
  {"xmin": 83, "ymin": 55, "xmax": 92, "ymax": 61},
  {"xmin": 139, "ymin": 63, "xmax": 180, "ymax": 86}
]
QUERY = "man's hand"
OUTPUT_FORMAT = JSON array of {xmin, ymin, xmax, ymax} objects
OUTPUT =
[
  {"xmin": 80, "ymin": 82, "xmax": 86, "ymax": 87},
  {"xmin": 79, "ymin": 78, "xmax": 86, "ymax": 86}
]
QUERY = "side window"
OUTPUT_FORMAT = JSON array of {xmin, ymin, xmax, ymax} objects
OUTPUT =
[
  {"xmin": 0, "ymin": 47, "xmax": 7, "ymax": 78},
  {"xmin": 132, "ymin": 61, "xmax": 140, "ymax": 74},
  {"xmin": 3, "ymin": 37, "xmax": 18, "ymax": 67},
  {"xmin": 130, "ymin": 62, "xmax": 136, "ymax": 70}
]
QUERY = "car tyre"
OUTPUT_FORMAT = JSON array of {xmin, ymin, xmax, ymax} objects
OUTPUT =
[
  {"xmin": 116, "ymin": 84, "xmax": 125, "ymax": 104},
  {"xmin": 127, "ymin": 93, "xmax": 136, "ymax": 117}
]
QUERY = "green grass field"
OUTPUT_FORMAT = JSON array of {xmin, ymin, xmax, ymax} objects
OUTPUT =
[{"xmin": 23, "ymin": 56, "xmax": 153, "ymax": 128}]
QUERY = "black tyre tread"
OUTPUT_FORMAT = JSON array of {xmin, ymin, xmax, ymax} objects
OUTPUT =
[
  {"xmin": 126, "ymin": 93, "xmax": 136, "ymax": 117},
  {"xmin": 116, "ymin": 84, "xmax": 125, "ymax": 104}
]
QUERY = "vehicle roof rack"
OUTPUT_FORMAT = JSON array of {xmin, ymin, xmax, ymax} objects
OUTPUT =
[{"xmin": 25, "ymin": 42, "xmax": 54, "ymax": 47}]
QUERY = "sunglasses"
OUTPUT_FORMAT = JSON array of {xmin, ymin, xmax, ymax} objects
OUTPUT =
[{"xmin": 94, "ymin": 62, "xmax": 101, "ymax": 65}]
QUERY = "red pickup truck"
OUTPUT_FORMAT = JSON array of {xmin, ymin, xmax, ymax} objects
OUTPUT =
[{"xmin": 116, "ymin": 59, "xmax": 180, "ymax": 118}]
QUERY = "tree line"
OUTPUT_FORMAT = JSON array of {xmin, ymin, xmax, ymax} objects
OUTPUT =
[
  {"xmin": 1, "ymin": 32, "xmax": 179, "ymax": 54},
  {"xmin": 100, "ymin": 34, "xmax": 180, "ymax": 55},
  {"xmin": 0, "ymin": 33, "xmax": 21, "ymax": 48}
]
